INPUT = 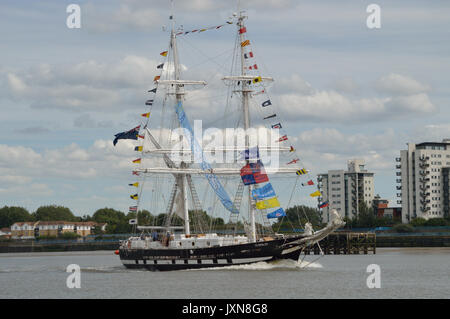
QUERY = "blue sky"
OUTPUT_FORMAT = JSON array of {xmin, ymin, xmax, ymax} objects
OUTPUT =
[{"xmin": 1, "ymin": 0, "xmax": 450, "ymax": 218}]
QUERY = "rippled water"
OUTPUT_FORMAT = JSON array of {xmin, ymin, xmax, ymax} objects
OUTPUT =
[{"xmin": 0, "ymin": 248, "xmax": 449, "ymax": 298}]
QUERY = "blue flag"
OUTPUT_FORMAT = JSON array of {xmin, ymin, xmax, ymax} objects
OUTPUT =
[
  {"xmin": 113, "ymin": 126, "xmax": 140, "ymax": 146},
  {"xmin": 252, "ymin": 183, "xmax": 276, "ymax": 200},
  {"xmin": 267, "ymin": 208, "xmax": 286, "ymax": 219}
]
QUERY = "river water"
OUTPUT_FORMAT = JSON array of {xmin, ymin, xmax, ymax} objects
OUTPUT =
[{"xmin": 0, "ymin": 248, "xmax": 449, "ymax": 299}]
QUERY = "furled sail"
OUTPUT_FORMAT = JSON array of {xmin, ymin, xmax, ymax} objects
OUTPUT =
[{"xmin": 175, "ymin": 101, "xmax": 239, "ymax": 214}]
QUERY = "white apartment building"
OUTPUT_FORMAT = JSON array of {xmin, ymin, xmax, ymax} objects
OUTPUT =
[
  {"xmin": 318, "ymin": 159, "xmax": 375, "ymax": 223},
  {"xmin": 397, "ymin": 139, "xmax": 450, "ymax": 223}
]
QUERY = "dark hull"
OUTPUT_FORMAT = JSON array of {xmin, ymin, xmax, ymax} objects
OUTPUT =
[{"xmin": 119, "ymin": 236, "xmax": 304, "ymax": 271}]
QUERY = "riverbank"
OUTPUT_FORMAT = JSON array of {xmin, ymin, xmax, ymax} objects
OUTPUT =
[{"xmin": 1, "ymin": 232, "xmax": 450, "ymax": 253}]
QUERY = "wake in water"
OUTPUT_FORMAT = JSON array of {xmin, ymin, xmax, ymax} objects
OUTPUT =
[{"xmin": 187, "ymin": 259, "xmax": 323, "ymax": 272}]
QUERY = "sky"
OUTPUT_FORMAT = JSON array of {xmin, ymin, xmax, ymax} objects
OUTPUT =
[{"xmin": 1, "ymin": 0, "xmax": 450, "ymax": 218}]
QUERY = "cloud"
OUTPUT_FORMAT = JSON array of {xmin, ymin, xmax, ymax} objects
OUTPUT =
[
  {"xmin": 376, "ymin": 73, "xmax": 430, "ymax": 95},
  {"xmin": 272, "ymin": 73, "xmax": 436, "ymax": 124},
  {"xmin": 2, "ymin": 56, "xmax": 159, "ymax": 112}
]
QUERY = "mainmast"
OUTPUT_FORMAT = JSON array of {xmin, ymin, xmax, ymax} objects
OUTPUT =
[
  {"xmin": 170, "ymin": 21, "xmax": 190, "ymax": 236},
  {"xmin": 237, "ymin": 12, "xmax": 256, "ymax": 243}
]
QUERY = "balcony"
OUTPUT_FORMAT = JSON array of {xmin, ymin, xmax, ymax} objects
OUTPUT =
[
  {"xmin": 396, "ymin": 186, "xmax": 402, "ymax": 190},
  {"xmin": 396, "ymin": 179, "xmax": 402, "ymax": 183},
  {"xmin": 419, "ymin": 192, "xmax": 430, "ymax": 198},
  {"xmin": 396, "ymin": 164, "xmax": 401, "ymax": 169},
  {"xmin": 419, "ymin": 178, "xmax": 430, "ymax": 183},
  {"xmin": 396, "ymin": 172, "xmax": 402, "ymax": 176},
  {"xmin": 396, "ymin": 193, "xmax": 402, "ymax": 197},
  {"xmin": 397, "ymin": 200, "xmax": 402, "ymax": 204},
  {"xmin": 419, "ymin": 163, "xmax": 429, "ymax": 169},
  {"xmin": 395, "ymin": 157, "xmax": 401, "ymax": 162},
  {"xmin": 419, "ymin": 156, "xmax": 430, "ymax": 162}
]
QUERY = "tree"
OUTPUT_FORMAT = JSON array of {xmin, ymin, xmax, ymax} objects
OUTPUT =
[
  {"xmin": 92, "ymin": 208, "xmax": 128, "ymax": 233},
  {"xmin": 272, "ymin": 205, "xmax": 323, "ymax": 231},
  {"xmin": 0, "ymin": 206, "xmax": 34, "ymax": 228},
  {"xmin": 33, "ymin": 205, "xmax": 77, "ymax": 221}
]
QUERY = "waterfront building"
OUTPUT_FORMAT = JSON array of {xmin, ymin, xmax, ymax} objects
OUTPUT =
[
  {"xmin": 397, "ymin": 139, "xmax": 450, "ymax": 223},
  {"xmin": 10, "ymin": 221, "xmax": 107, "ymax": 239},
  {"xmin": 10, "ymin": 221, "xmax": 39, "ymax": 239},
  {"xmin": 0, "ymin": 227, "xmax": 11, "ymax": 238},
  {"xmin": 317, "ymin": 159, "xmax": 375, "ymax": 223}
]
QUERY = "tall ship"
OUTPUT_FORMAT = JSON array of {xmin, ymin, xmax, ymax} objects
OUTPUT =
[{"xmin": 113, "ymin": 7, "xmax": 344, "ymax": 271}]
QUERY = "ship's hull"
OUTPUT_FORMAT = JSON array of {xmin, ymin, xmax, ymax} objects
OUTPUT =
[{"xmin": 119, "ymin": 236, "xmax": 304, "ymax": 271}]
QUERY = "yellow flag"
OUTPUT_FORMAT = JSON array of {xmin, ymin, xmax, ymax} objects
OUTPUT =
[
  {"xmin": 241, "ymin": 40, "xmax": 250, "ymax": 47},
  {"xmin": 255, "ymin": 197, "xmax": 280, "ymax": 210},
  {"xmin": 296, "ymin": 169, "xmax": 307, "ymax": 175},
  {"xmin": 141, "ymin": 112, "xmax": 150, "ymax": 118},
  {"xmin": 129, "ymin": 182, "xmax": 139, "ymax": 187},
  {"xmin": 130, "ymin": 194, "xmax": 138, "ymax": 200},
  {"xmin": 160, "ymin": 51, "xmax": 168, "ymax": 57},
  {"xmin": 252, "ymin": 76, "xmax": 262, "ymax": 84},
  {"xmin": 310, "ymin": 190, "xmax": 321, "ymax": 197}
]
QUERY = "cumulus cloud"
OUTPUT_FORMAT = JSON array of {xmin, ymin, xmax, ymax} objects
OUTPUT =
[
  {"xmin": 376, "ymin": 73, "xmax": 430, "ymax": 95},
  {"xmin": 3, "ymin": 56, "xmax": 159, "ymax": 112},
  {"xmin": 272, "ymin": 73, "xmax": 435, "ymax": 124}
]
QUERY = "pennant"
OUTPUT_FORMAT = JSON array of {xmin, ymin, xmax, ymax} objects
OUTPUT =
[
  {"xmin": 277, "ymin": 135, "xmax": 288, "ymax": 142},
  {"xmin": 157, "ymin": 63, "xmax": 164, "ymax": 69},
  {"xmin": 145, "ymin": 100, "xmax": 154, "ymax": 106},
  {"xmin": 148, "ymin": 88, "xmax": 157, "ymax": 93},
  {"xmin": 252, "ymin": 76, "xmax": 262, "ymax": 84},
  {"xmin": 244, "ymin": 52, "xmax": 254, "ymax": 59},
  {"xmin": 318, "ymin": 201, "xmax": 329, "ymax": 209},
  {"xmin": 241, "ymin": 40, "xmax": 250, "ymax": 47},
  {"xmin": 296, "ymin": 168, "xmax": 307, "ymax": 175},
  {"xmin": 290, "ymin": 146, "xmax": 295, "ymax": 152},
  {"xmin": 132, "ymin": 158, "xmax": 141, "ymax": 164},
  {"xmin": 153, "ymin": 76, "xmax": 160, "ymax": 82},
  {"xmin": 287, "ymin": 158, "xmax": 299, "ymax": 165},
  {"xmin": 191, "ymin": 30, "xmax": 198, "ymax": 33},
  {"xmin": 113, "ymin": 126, "xmax": 140, "ymax": 146},
  {"xmin": 129, "ymin": 182, "xmax": 139, "ymax": 187},
  {"xmin": 249, "ymin": 64, "xmax": 258, "ymax": 70},
  {"xmin": 132, "ymin": 171, "xmax": 140, "ymax": 176},
  {"xmin": 310, "ymin": 190, "xmax": 321, "ymax": 197},
  {"xmin": 160, "ymin": 51, "xmax": 168, "ymax": 57},
  {"xmin": 252, "ymin": 183, "xmax": 276, "ymax": 200},
  {"xmin": 135, "ymin": 146, "xmax": 143, "ymax": 152},
  {"xmin": 267, "ymin": 208, "xmax": 286, "ymax": 219},
  {"xmin": 216, "ymin": 25, "xmax": 222, "ymax": 29},
  {"xmin": 129, "ymin": 219, "xmax": 137, "ymax": 224},
  {"xmin": 255, "ymin": 197, "xmax": 280, "ymax": 210},
  {"xmin": 129, "ymin": 206, "xmax": 137, "ymax": 211},
  {"xmin": 141, "ymin": 112, "xmax": 150, "ymax": 118},
  {"xmin": 199, "ymin": 28, "xmax": 207, "ymax": 32},
  {"xmin": 130, "ymin": 194, "xmax": 139, "ymax": 200},
  {"xmin": 239, "ymin": 27, "xmax": 247, "ymax": 34},
  {"xmin": 271, "ymin": 123, "xmax": 282, "ymax": 129},
  {"xmin": 264, "ymin": 114, "xmax": 276, "ymax": 120},
  {"xmin": 138, "ymin": 134, "xmax": 145, "ymax": 139},
  {"xmin": 227, "ymin": 21, "xmax": 233, "ymax": 24}
]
